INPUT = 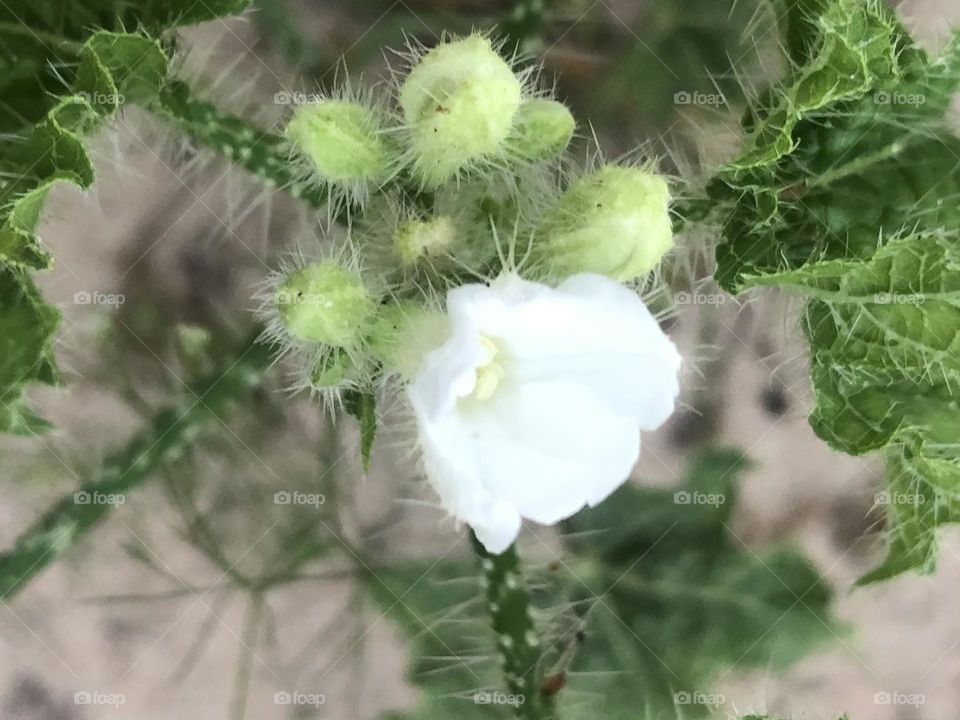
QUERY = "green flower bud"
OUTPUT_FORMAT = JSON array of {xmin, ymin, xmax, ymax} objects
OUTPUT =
[
  {"xmin": 393, "ymin": 215, "xmax": 457, "ymax": 267},
  {"xmin": 509, "ymin": 99, "xmax": 575, "ymax": 160},
  {"xmin": 535, "ymin": 165, "xmax": 673, "ymax": 281},
  {"xmin": 368, "ymin": 302, "xmax": 448, "ymax": 379},
  {"xmin": 286, "ymin": 100, "xmax": 391, "ymax": 184},
  {"xmin": 400, "ymin": 35, "xmax": 522, "ymax": 188},
  {"xmin": 276, "ymin": 262, "xmax": 375, "ymax": 347}
]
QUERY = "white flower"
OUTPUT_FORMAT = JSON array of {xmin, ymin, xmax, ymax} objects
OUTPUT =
[{"xmin": 408, "ymin": 272, "xmax": 682, "ymax": 554}]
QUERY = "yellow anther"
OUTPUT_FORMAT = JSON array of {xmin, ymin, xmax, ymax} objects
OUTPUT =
[
  {"xmin": 474, "ymin": 336, "xmax": 506, "ymax": 400},
  {"xmin": 479, "ymin": 336, "xmax": 499, "ymax": 363}
]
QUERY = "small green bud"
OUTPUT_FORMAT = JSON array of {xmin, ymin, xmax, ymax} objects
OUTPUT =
[
  {"xmin": 393, "ymin": 215, "xmax": 457, "ymax": 267},
  {"xmin": 535, "ymin": 165, "xmax": 673, "ymax": 281},
  {"xmin": 400, "ymin": 35, "xmax": 522, "ymax": 188},
  {"xmin": 276, "ymin": 262, "xmax": 375, "ymax": 347},
  {"xmin": 286, "ymin": 100, "xmax": 391, "ymax": 183},
  {"xmin": 509, "ymin": 99, "xmax": 575, "ymax": 160},
  {"xmin": 368, "ymin": 302, "xmax": 448, "ymax": 379}
]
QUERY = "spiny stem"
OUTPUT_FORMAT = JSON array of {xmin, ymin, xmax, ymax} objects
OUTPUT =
[
  {"xmin": 470, "ymin": 533, "xmax": 557, "ymax": 720},
  {"xmin": 151, "ymin": 80, "xmax": 327, "ymax": 210},
  {"xmin": 0, "ymin": 335, "xmax": 273, "ymax": 599}
]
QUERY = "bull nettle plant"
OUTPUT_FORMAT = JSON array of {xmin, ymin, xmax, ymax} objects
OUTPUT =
[{"xmin": 2, "ymin": 0, "xmax": 960, "ymax": 717}]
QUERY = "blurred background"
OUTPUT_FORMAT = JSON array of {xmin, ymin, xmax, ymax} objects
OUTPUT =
[{"xmin": 4, "ymin": 0, "xmax": 960, "ymax": 718}]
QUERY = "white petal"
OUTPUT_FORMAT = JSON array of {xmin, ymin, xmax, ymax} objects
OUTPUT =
[
  {"xmin": 483, "ymin": 273, "xmax": 681, "ymax": 430},
  {"xmin": 411, "ymin": 377, "xmax": 640, "ymax": 530},
  {"xmin": 468, "ymin": 380, "xmax": 640, "ymax": 523},
  {"xmin": 470, "ymin": 500, "xmax": 522, "ymax": 555},
  {"xmin": 558, "ymin": 273, "xmax": 682, "ymax": 429}
]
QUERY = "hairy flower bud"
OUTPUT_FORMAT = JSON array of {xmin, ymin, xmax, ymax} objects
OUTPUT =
[
  {"xmin": 393, "ymin": 215, "xmax": 458, "ymax": 267},
  {"xmin": 400, "ymin": 35, "xmax": 522, "ymax": 188},
  {"xmin": 275, "ymin": 262, "xmax": 374, "ymax": 347},
  {"xmin": 509, "ymin": 99, "xmax": 575, "ymax": 160},
  {"xmin": 534, "ymin": 165, "xmax": 673, "ymax": 281},
  {"xmin": 286, "ymin": 100, "xmax": 391, "ymax": 185}
]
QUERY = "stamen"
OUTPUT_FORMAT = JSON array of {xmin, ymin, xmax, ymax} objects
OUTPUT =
[{"xmin": 474, "ymin": 336, "xmax": 506, "ymax": 400}]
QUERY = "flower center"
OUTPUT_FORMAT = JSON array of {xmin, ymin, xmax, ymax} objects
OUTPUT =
[{"xmin": 473, "ymin": 336, "xmax": 506, "ymax": 401}]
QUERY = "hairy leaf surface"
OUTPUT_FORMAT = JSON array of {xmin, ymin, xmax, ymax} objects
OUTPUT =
[{"xmin": 710, "ymin": 0, "xmax": 960, "ymax": 581}]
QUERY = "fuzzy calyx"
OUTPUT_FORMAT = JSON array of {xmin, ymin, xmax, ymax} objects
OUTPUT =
[
  {"xmin": 276, "ymin": 262, "xmax": 375, "ymax": 347},
  {"xmin": 509, "ymin": 98, "xmax": 576, "ymax": 160},
  {"xmin": 534, "ymin": 165, "xmax": 673, "ymax": 282},
  {"xmin": 400, "ymin": 35, "xmax": 522, "ymax": 189},
  {"xmin": 286, "ymin": 100, "xmax": 392, "ymax": 184}
]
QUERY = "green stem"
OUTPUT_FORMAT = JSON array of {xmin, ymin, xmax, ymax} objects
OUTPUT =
[
  {"xmin": 470, "ymin": 533, "xmax": 556, "ymax": 720},
  {"xmin": 0, "ymin": 335, "xmax": 273, "ymax": 599},
  {"xmin": 151, "ymin": 80, "xmax": 327, "ymax": 210}
]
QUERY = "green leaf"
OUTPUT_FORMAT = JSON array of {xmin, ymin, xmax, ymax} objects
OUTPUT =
[
  {"xmin": 77, "ymin": 31, "xmax": 167, "ymax": 106},
  {"xmin": 0, "ymin": 31, "xmax": 170, "ymax": 432},
  {"xmin": 0, "ymin": 268, "xmax": 60, "ymax": 434},
  {"xmin": 747, "ymin": 232, "xmax": 960, "ymax": 581},
  {"xmin": 707, "ymin": 0, "xmax": 960, "ymax": 581},
  {"xmin": 722, "ymin": 0, "xmax": 903, "ymax": 178},
  {"xmin": 0, "ymin": 0, "xmax": 250, "ymax": 132},
  {"xmin": 776, "ymin": 0, "xmax": 831, "ymax": 65},
  {"xmin": 562, "ymin": 449, "xmax": 836, "ymax": 718},
  {"xmin": 343, "ymin": 389, "xmax": 378, "ymax": 471}
]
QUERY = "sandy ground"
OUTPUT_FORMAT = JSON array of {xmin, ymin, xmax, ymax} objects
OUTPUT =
[{"xmin": 4, "ymin": 1, "xmax": 960, "ymax": 718}]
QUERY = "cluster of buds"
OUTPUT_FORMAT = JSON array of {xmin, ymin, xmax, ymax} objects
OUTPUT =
[{"xmin": 262, "ymin": 33, "xmax": 676, "ymax": 400}]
